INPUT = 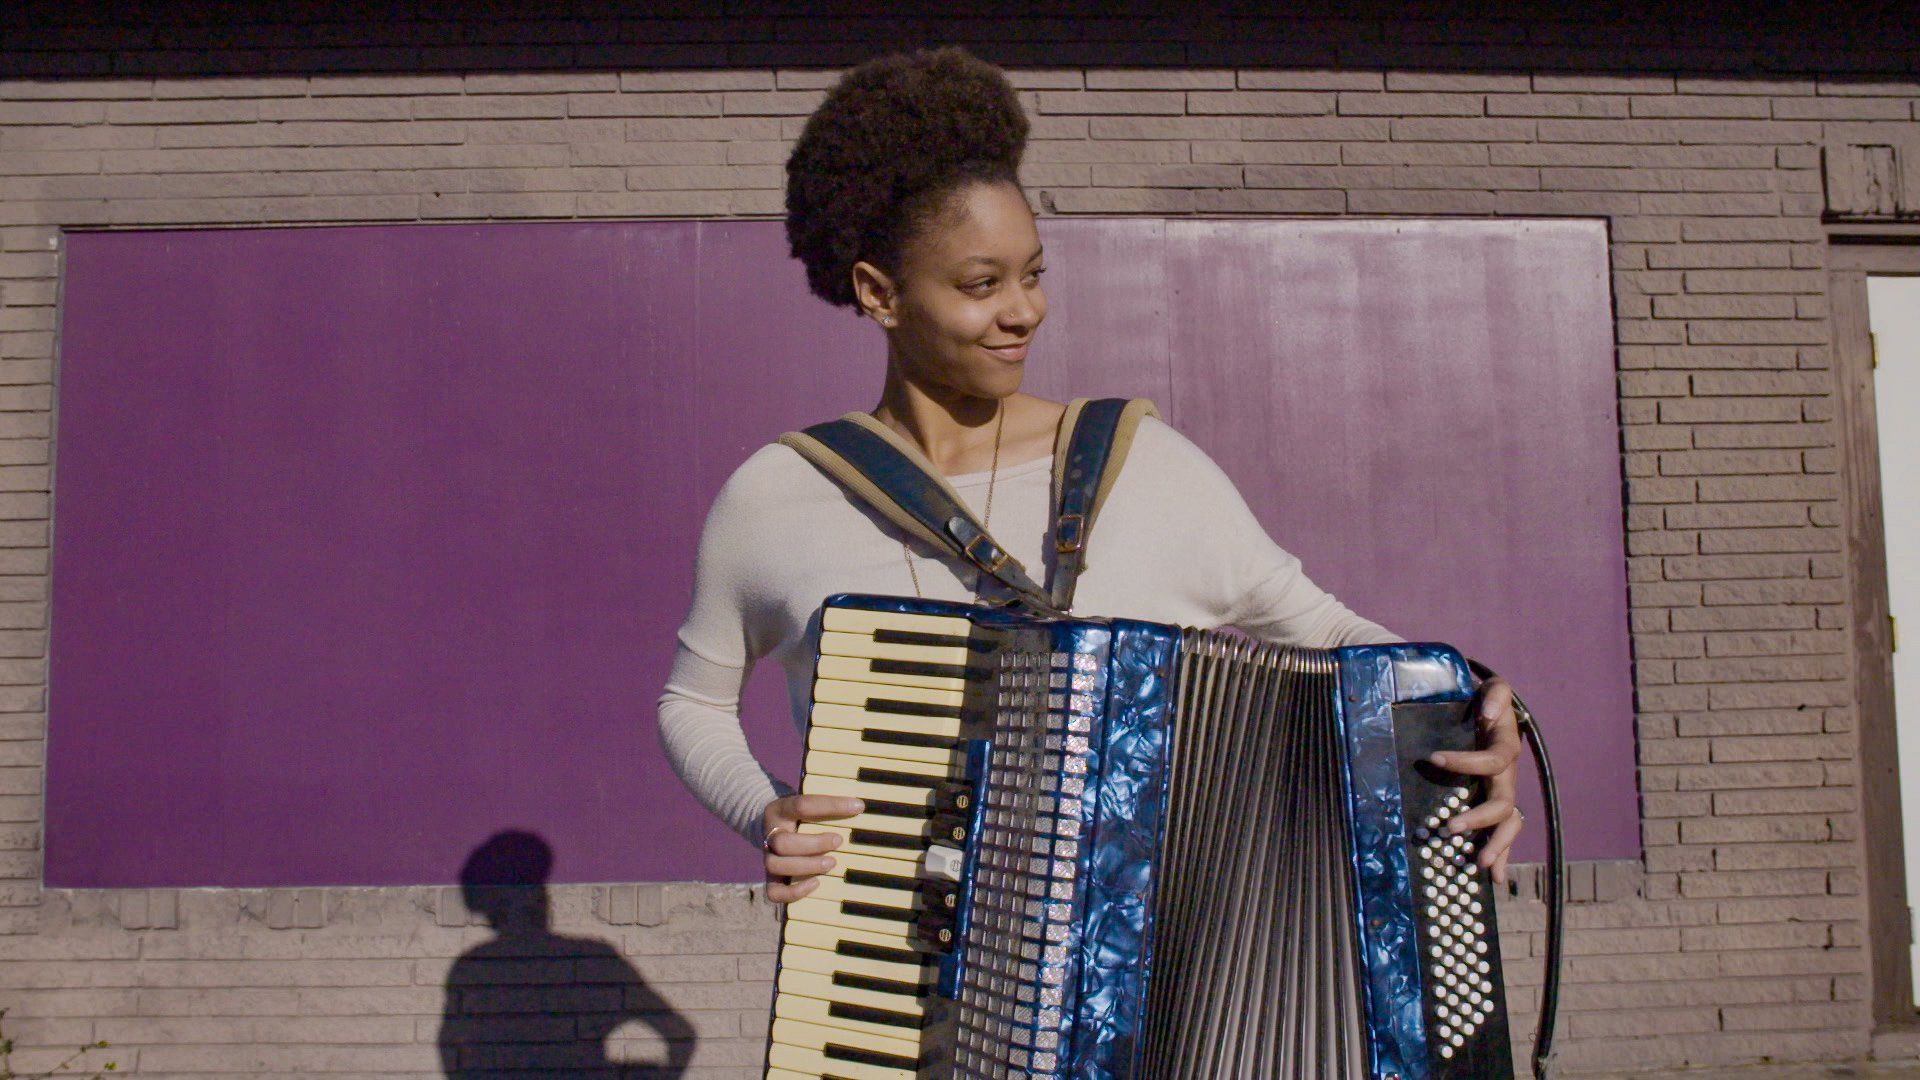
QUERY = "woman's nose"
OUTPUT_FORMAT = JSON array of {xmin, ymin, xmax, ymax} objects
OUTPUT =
[{"xmin": 1000, "ymin": 287, "xmax": 1042, "ymax": 331}]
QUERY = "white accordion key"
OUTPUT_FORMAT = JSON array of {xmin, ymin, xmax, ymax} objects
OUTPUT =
[
  {"xmin": 782, "ymin": 913, "xmax": 928, "ymax": 960},
  {"xmin": 801, "ymin": 773, "xmax": 937, "ymax": 811},
  {"xmin": 803, "ymin": 750, "xmax": 949, "ymax": 783},
  {"xmin": 821, "ymin": 606, "xmax": 973, "ymax": 640},
  {"xmin": 787, "ymin": 895, "xmax": 927, "ymax": 940},
  {"xmin": 807, "ymin": 702, "xmax": 961, "ymax": 738},
  {"xmin": 814, "ymin": 677, "xmax": 965, "ymax": 711},
  {"xmin": 823, "ymin": 848, "xmax": 926, "ymax": 882},
  {"xmin": 776, "ymin": 991, "xmax": 924, "ymax": 1046},
  {"xmin": 810, "ymin": 873, "xmax": 921, "ymax": 914},
  {"xmin": 764, "ymin": 1014, "xmax": 921, "ymax": 1076},
  {"xmin": 768, "ymin": 1017, "xmax": 921, "ymax": 1080},
  {"xmin": 816, "ymin": 653, "xmax": 973, "ymax": 693},
  {"xmin": 808, "ymin": 724, "xmax": 956, "ymax": 766},
  {"xmin": 819, "ymin": 628, "xmax": 973, "ymax": 665},
  {"xmin": 793, "ymin": 822, "xmax": 928, "ymax": 861},
  {"xmin": 794, "ymin": 806, "xmax": 926, "ymax": 839},
  {"xmin": 779, "ymin": 939, "xmax": 923, "ymax": 985},
  {"xmin": 778, "ymin": 968, "xmax": 927, "ymax": 1019}
]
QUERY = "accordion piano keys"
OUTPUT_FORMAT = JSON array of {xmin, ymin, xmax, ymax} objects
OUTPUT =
[
  {"xmin": 768, "ymin": 605, "xmax": 1002, "ymax": 1080},
  {"xmin": 779, "ymin": 915, "xmax": 928, "ymax": 985}
]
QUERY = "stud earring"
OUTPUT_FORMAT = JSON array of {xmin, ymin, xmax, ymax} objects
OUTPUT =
[{"xmin": 880, "ymin": 315, "xmax": 896, "ymax": 327}]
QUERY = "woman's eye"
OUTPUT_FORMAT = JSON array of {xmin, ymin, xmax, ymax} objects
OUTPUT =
[
  {"xmin": 963, "ymin": 278, "xmax": 996, "ymax": 295},
  {"xmin": 1025, "ymin": 267, "xmax": 1046, "ymax": 284}
]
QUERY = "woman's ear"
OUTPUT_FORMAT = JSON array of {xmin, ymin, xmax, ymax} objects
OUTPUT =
[{"xmin": 851, "ymin": 261, "xmax": 898, "ymax": 329}]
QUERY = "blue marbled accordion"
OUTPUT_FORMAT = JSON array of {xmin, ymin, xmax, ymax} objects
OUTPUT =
[{"xmin": 765, "ymin": 594, "xmax": 1513, "ymax": 1080}]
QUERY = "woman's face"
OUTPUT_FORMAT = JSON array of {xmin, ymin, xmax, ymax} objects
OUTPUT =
[{"xmin": 885, "ymin": 180, "xmax": 1048, "ymax": 402}]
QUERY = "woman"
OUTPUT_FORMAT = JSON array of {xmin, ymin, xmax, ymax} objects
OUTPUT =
[{"xmin": 657, "ymin": 47, "xmax": 1524, "ymax": 904}]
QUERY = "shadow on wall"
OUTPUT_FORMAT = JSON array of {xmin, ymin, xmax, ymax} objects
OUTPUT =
[{"xmin": 438, "ymin": 830, "xmax": 695, "ymax": 1078}]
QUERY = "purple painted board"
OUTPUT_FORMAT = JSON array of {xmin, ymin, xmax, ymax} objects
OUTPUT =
[
  {"xmin": 49, "ymin": 218, "xmax": 1629, "ymax": 887},
  {"xmin": 1162, "ymin": 219, "xmax": 1630, "ymax": 858}
]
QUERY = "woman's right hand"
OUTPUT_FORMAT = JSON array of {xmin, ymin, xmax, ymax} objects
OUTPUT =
[{"xmin": 762, "ymin": 793, "xmax": 865, "ymax": 903}]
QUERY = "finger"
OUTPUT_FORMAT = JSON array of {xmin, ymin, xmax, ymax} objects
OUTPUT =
[
  {"xmin": 1447, "ymin": 792, "xmax": 1515, "ymax": 835},
  {"xmin": 788, "ymin": 794, "xmax": 867, "ymax": 822},
  {"xmin": 1448, "ymin": 758, "xmax": 1518, "ymax": 834},
  {"xmin": 1474, "ymin": 679, "xmax": 1515, "ymax": 729},
  {"xmin": 1430, "ymin": 717, "xmax": 1521, "ymax": 775},
  {"xmin": 766, "ymin": 853, "xmax": 836, "ymax": 878},
  {"xmin": 1475, "ymin": 807, "xmax": 1525, "ymax": 872},
  {"xmin": 1431, "ymin": 745, "xmax": 1521, "ymax": 775},
  {"xmin": 1491, "ymin": 848, "xmax": 1511, "ymax": 886},
  {"xmin": 764, "ymin": 876, "xmax": 821, "ymax": 904},
  {"xmin": 767, "ymin": 828, "xmax": 842, "ymax": 858}
]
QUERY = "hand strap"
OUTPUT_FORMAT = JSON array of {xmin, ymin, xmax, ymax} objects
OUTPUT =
[
  {"xmin": 780, "ymin": 413, "xmax": 1055, "ymax": 611},
  {"xmin": 1468, "ymin": 659, "xmax": 1564, "ymax": 1080}
]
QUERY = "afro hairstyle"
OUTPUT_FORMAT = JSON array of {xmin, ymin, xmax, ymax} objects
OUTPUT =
[{"xmin": 785, "ymin": 46, "xmax": 1030, "ymax": 311}]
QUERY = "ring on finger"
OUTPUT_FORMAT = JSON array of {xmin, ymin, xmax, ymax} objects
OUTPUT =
[{"xmin": 763, "ymin": 825, "xmax": 793, "ymax": 854}]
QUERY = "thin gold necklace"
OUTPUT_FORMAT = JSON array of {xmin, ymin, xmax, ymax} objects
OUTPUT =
[{"xmin": 904, "ymin": 403, "xmax": 1003, "ymax": 598}]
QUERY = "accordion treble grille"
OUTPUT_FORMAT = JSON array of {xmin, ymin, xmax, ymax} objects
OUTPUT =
[
  {"xmin": 954, "ymin": 646, "xmax": 1085, "ymax": 1080},
  {"xmin": 1139, "ymin": 634, "xmax": 1367, "ymax": 1080}
]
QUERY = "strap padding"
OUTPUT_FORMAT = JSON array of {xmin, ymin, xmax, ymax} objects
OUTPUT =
[
  {"xmin": 1047, "ymin": 397, "xmax": 1159, "ymax": 610},
  {"xmin": 778, "ymin": 413, "xmax": 1053, "ymax": 609}
]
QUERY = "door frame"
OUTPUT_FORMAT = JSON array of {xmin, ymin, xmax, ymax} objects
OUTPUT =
[{"xmin": 1831, "ymin": 238, "xmax": 1920, "ymax": 1028}]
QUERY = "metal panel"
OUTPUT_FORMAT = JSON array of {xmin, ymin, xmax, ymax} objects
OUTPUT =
[
  {"xmin": 1163, "ymin": 218, "xmax": 1632, "ymax": 862},
  {"xmin": 48, "ymin": 217, "xmax": 1630, "ymax": 886}
]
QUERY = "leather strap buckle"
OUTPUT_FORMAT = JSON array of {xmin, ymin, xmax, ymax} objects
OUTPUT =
[
  {"xmin": 1055, "ymin": 513, "xmax": 1086, "ymax": 554},
  {"xmin": 963, "ymin": 533, "xmax": 1011, "ymax": 573}
]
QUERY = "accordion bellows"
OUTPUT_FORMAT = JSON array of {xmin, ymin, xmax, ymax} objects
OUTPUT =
[{"xmin": 765, "ymin": 594, "xmax": 1513, "ymax": 1080}]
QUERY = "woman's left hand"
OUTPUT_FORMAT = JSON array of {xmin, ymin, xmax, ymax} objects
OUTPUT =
[{"xmin": 1426, "ymin": 676, "xmax": 1524, "ymax": 885}]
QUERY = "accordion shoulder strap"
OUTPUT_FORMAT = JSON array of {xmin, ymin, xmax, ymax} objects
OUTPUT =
[
  {"xmin": 1048, "ymin": 397, "xmax": 1160, "ymax": 611},
  {"xmin": 778, "ymin": 412, "xmax": 1055, "ymax": 611}
]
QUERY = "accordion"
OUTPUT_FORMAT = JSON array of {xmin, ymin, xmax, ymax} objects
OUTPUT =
[{"xmin": 765, "ymin": 593, "xmax": 1521, "ymax": 1080}]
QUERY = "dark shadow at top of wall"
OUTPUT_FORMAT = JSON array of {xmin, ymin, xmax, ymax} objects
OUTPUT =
[{"xmin": 0, "ymin": 1, "xmax": 1915, "ymax": 81}]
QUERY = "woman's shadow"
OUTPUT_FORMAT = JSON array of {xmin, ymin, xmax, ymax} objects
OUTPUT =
[{"xmin": 438, "ymin": 830, "xmax": 695, "ymax": 1078}]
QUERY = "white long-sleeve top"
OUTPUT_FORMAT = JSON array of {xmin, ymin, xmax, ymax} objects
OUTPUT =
[{"xmin": 657, "ymin": 416, "xmax": 1399, "ymax": 843}]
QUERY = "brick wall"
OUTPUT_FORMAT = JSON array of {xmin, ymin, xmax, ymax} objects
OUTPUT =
[{"xmin": 2, "ymin": 7, "xmax": 1918, "ymax": 1077}]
